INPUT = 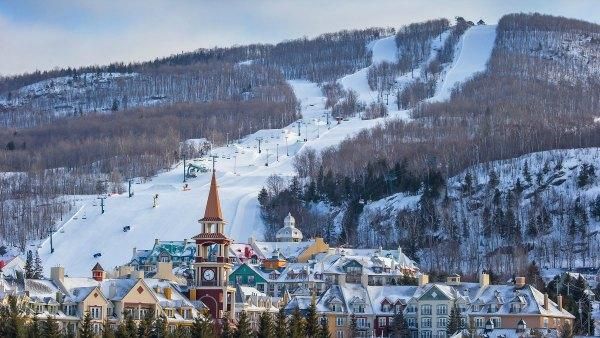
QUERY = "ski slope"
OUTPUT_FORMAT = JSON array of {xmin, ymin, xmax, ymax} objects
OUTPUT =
[
  {"xmin": 38, "ymin": 28, "xmax": 497, "ymax": 276},
  {"xmin": 432, "ymin": 25, "xmax": 497, "ymax": 101}
]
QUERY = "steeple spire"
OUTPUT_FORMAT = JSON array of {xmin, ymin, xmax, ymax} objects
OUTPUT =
[{"xmin": 202, "ymin": 171, "xmax": 223, "ymax": 221}]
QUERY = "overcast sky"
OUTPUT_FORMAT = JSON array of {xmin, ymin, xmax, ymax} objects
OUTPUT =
[{"xmin": 1, "ymin": 0, "xmax": 598, "ymax": 76}]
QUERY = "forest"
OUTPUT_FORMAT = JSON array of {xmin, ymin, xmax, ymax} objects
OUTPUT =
[{"xmin": 259, "ymin": 13, "xmax": 600, "ymax": 276}]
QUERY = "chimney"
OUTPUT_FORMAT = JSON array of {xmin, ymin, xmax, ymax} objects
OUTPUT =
[
  {"xmin": 109, "ymin": 282, "xmax": 117, "ymax": 299},
  {"xmin": 183, "ymin": 238, "xmax": 188, "ymax": 246},
  {"xmin": 132, "ymin": 247, "xmax": 137, "ymax": 257},
  {"xmin": 515, "ymin": 276, "xmax": 526, "ymax": 288},
  {"xmin": 50, "ymin": 266, "xmax": 65, "ymax": 283},
  {"xmin": 164, "ymin": 287, "xmax": 172, "ymax": 300},
  {"xmin": 543, "ymin": 293, "xmax": 549, "ymax": 311},
  {"xmin": 156, "ymin": 262, "xmax": 174, "ymax": 281},
  {"xmin": 361, "ymin": 273, "xmax": 369, "ymax": 288},
  {"xmin": 557, "ymin": 294, "xmax": 563, "ymax": 311},
  {"xmin": 189, "ymin": 288, "xmax": 197, "ymax": 301},
  {"xmin": 55, "ymin": 291, "xmax": 63, "ymax": 303},
  {"xmin": 479, "ymin": 272, "xmax": 490, "ymax": 287},
  {"xmin": 418, "ymin": 274, "xmax": 429, "ymax": 287},
  {"xmin": 154, "ymin": 238, "xmax": 159, "ymax": 245}
]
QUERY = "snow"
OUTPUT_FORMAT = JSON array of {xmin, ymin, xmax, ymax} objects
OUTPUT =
[
  {"xmin": 37, "ymin": 31, "xmax": 498, "ymax": 276},
  {"xmin": 369, "ymin": 35, "xmax": 398, "ymax": 64},
  {"xmin": 431, "ymin": 25, "xmax": 497, "ymax": 102}
]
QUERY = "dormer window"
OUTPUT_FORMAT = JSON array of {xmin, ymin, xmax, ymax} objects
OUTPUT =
[
  {"xmin": 382, "ymin": 303, "xmax": 391, "ymax": 312},
  {"xmin": 489, "ymin": 303, "xmax": 500, "ymax": 313},
  {"xmin": 510, "ymin": 302, "xmax": 522, "ymax": 313}
]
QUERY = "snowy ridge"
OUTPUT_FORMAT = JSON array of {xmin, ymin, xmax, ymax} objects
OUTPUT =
[{"xmin": 38, "ymin": 29, "xmax": 498, "ymax": 276}]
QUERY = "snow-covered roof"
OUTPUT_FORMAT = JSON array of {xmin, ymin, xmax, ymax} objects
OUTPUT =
[{"xmin": 251, "ymin": 240, "xmax": 313, "ymax": 261}]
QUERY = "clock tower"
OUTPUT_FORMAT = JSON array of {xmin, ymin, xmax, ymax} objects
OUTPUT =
[{"xmin": 191, "ymin": 171, "xmax": 236, "ymax": 319}]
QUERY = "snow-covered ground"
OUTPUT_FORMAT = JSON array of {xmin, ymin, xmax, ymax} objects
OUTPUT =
[
  {"xmin": 431, "ymin": 25, "xmax": 496, "ymax": 102},
  {"xmin": 38, "ymin": 29, "xmax": 498, "ymax": 276}
]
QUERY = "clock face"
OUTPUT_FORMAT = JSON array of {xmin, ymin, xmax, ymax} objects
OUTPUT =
[{"xmin": 203, "ymin": 269, "xmax": 215, "ymax": 281}]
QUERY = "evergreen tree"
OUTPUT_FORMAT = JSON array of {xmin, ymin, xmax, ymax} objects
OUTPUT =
[
  {"xmin": 523, "ymin": 161, "xmax": 531, "ymax": 183},
  {"xmin": 0, "ymin": 295, "xmax": 26, "ymax": 338},
  {"xmin": 42, "ymin": 316, "xmax": 61, "ymax": 338},
  {"xmin": 488, "ymin": 169, "xmax": 499, "ymax": 189},
  {"xmin": 102, "ymin": 320, "xmax": 115, "ymax": 338},
  {"xmin": 191, "ymin": 316, "xmax": 214, "ymax": 338},
  {"xmin": 577, "ymin": 164, "xmax": 590, "ymax": 188},
  {"xmin": 27, "ymin": 315, "xmax": 41, "ymax": 338},
  {"xmin": 24, "ymin": 250, "xmax": 34, "ymax": 279},
  {"xmin": 318, "ymin": 318, "xmax": 331, "ymax": 338},
  {"xmin": 288, "ymin": 308, "xmax": 305, "ymax": 338},
  {"xmin": 390, "ymin": 308, "xmax": 409, "ymax": 338},
  {"xmin": 79, "ymin": 312, "xmax": 94, "ymax": 338},
  {"xmin": 151, "ymin": 315, "xmax": 167, "ymax": 338},
  {"xmin": 305, "ymin": 298, "xmax": 320, "ymax": 338},
  {"xmin": 258, "ymin": 187, "xmax": 269, "ymax": 207},
  {"xmin": 275, "ymin": 307, "xmax": 287, "ymax": 338},
  {"xmin": 221, "ymin": 317, "xmax": 233, "ymax": 338},
  {"xmin": 111, "ymin": 99, "xmax": 119, "ymax": 111},
  {"xmin": 33, "ymin": 251, "xmax": 43, "ymax": 279},
  {"xmin": 235, "ymin": 311, "xmax": 253, "ymax": 338},
  {"xmin": 257, "ymin": 311, "xmax": 274, "ymax": 338},
  {"xmin": 138, "ymin": 310, "xmax": 154, "ymax": 337},
  {"xmin": 349, "ymin": 313, "xmax": 358, "ymax": 338},
  {"xmin": 446, "ymin": 303, "xmax": 462, "ymax": 335},
  {"xmin": 590, "ymin": 195, "xmax": 600, "ymax": 221}
]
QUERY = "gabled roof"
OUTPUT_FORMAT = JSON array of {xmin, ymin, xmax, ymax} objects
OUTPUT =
[
  {"xmin": 92, "ymin": 263, "xmax": 104, "ymax": 271},
  {"xmin": 201, "ymin": 172, "xmax": 223, "ymax": 222}
]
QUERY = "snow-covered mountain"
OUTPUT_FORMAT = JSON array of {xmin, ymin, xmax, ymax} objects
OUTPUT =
[{"xmin": 37, "ymin": 24, "xmax": 497, "ymax": 276}]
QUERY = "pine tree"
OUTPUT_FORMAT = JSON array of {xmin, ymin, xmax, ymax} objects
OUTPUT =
[
  {"xmin": 446, "ymin": 303, "xmax": 462, "ymax": 335},
  {"xmin": 24, "ymin": 250, "xmax": 34, "ymax": 279},
  {"xmin": 151, "ymin": 315, "xmax": 167, "ymax": 338},
  {"xmin": 305, "ymin": 298, "xmax": 320, "ymax": 338},
  {"xmin": 79, "ymin": 311, "xmax": 94, "ymax": 338},
  {"xmin": 42, "ymin": 316, "xmax": 61, "ymax": 338},
  {"xmin": 258, "ymin": 187, "xmax": 269, "ymax": 207},
  {"xmin": 0, "ymin": 295, "xmax": 26, "ymax": 338},
  {"xmin": 257, "ymin": 311, "xmax": 274, "ymax": 338},
  {"xmin": 523, "ymin": 161, "xmax": 531, "ymax": 183},
  {"xmin": 221, "ymin": 317, "xmax": 233, "ymax": 338},
  {"xmin": 33, "ymin": 251, "xmax": 43, "ymax": 279},
  {"xmin": 191, "ymin": 316, "xmax": 214, "ymax": 338},
  {"xmin": 288, "ymin": 308, "xmax": 305, "ymax": 338},
  {"xmin": 138, "ymin": 310, "xmax": 154, "ymax": 337},
  {"xmin": 590, "ymin": 195, "xmax": 600, "ymax": 221},
  {"xmin": 318, "ymin": 318, "xmax": 331, "ymax": 338},
  {"xmin": 27, "ymin": 315, "xmax": 41, "ymax": 338},
  {"xmin": 390, "ymin": 308, "xmax": 409, "ymax": 338},
  {"xmin": 275, "ymin": 307, "xmax": 287, "ymax": 338},
  {"xmin": 234, "ymin": 311, "xmax": 253, "ymax": 338},
  {"xmin": 102, "ymin": 320, "xmax": 115, "ymax": 338},
  {"xmin": 349, "ymin": 313, "xmax": 358, "ymax": 338},
  {"xmin": 488, "ymin": 170, "xmax": 499, "ymax": 189}
]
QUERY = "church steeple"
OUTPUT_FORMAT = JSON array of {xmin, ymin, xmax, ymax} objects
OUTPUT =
[{"xmin": 201, "ymin": 171, "xmax": 223, "ymax": 222}]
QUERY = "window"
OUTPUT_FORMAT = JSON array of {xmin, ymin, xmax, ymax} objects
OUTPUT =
[
  {"xmin": 336, "ymin": 317, "xmax": 345, "ymax": 326},
  {"xmin": 92, "ymin": 323, "xmax": 101, "ymax": 334},
  {"xmin": 407, "ymin": 318, "xmax": 416, "ymax": 327},
  {"xmin": 336, "ymin": 331, "xmax": 344, "ymax": 338},
  {"xmin": 356, "ymin": 317, "xmax": 367, "ymax": 328},
  {"xmin": 395, "ymin": 304, "xmax": 402, "ymax": 313},
  {"xmin": 421, "ymin": 305, "xmax": 432, "ymax": 315},
  {"xmin": 491, "ymin": 317, "xmax": 501, "ymax": 328},
  {"xmin": 460, "ymin": 318, "xmax": 466, "ymax": 327},
  {"xmin": 437, "ymin": 317, "xmax": 447, "ymax": 328},
  {"xmin": 257, "ymin": 284, "xmax": 264, "ymax": 292},
  {"xmin": 382, "ymin": 303, "xmax": 391, "ymax": 312},
  {"xmin": 510, "ymin": 303, "xmax": 522, "ymax": 313},
  {"xmin": 248, "ymin": 276, "xmax": 255, "ymax": 284},
  {"xmin": 90, "ymin": 306, "xmax": 102, "ymax": 320},
  {"xmin": 407, "ymin": 304, "xmax": 417, "ymax": 313},
  {"xmin": 437, "ymin": 305, "xmax": 447, "ymax": 315},
  {"xmin": 378, "ymin": 317, "xmax": 387, "ymax": 327},
  {"xmin": 543, "ymin": 317, "xmax": 548, "ymax": 328},
  {"xmin": 421, "ymin": 317, "xmax": 432, "ymax": 328},
  {"xmin": 236, "ymin": 276, "xmax": 243, "ymax": 284},
  {"xmin": 437, "ymin": 331, "xmax": 447, "ymax": 338},
  {"xmin": 475, "ymin": 317, "xmax": 484, "ymax": 328},
  {"xmin": 420, "ymin": 331, "xmax": 432, "ymax": 338}
]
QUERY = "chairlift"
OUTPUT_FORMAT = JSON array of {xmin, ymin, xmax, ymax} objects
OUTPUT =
[
  {"xmin": 93, "ymin": 252, "xmax": 102, "ymax": 258},
  {"xmin": 359, "ymin": 198, "xmax": 365, "ymax": 205},
  {"xmin": 60, "ymin": 229, "xmax": 65, "ymax": 233},
  {"xmin": 123, "ymin": 226, "xmax": 131, "ymax": 232}
]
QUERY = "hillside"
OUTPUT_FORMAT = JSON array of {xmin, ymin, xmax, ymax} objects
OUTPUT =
[{"xmin": 33, "ymin": 19, "xmax": 492, "ymax": 276}]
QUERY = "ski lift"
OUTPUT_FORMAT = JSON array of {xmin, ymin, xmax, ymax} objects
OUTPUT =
[
  {"xmin": 123, "ymin": 226, "xmax": 131, "ymax": 232},
  {"xmin": 93, "ymin": 252, "xmax": 102, "ymax": 258},
  {"xmin": 359, "ymin": 198, "xmax": 365, "ymax": 205},
  {"xmin": 60, "ymin": 229, "xmax": 65, "ymax": 233},
  {"xmin": 82, "ymin": 213, "xmax": 87, "ymax": 220}
]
